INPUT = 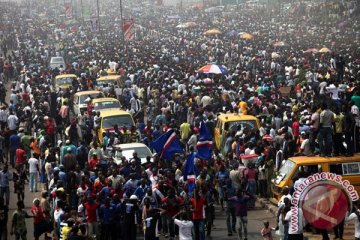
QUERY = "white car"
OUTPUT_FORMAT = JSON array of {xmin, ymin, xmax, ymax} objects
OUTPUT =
[
  {"xmin": 111, "ymin": 143, "xmax": 154, "ymax": 165},
  {"xmin": 50, "ymin": 56, "xmax": 65, "ymax": 70}
]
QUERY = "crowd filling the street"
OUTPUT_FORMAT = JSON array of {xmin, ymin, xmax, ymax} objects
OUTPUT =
[{"xmin": 0, "ymin": 0, "xmax": 360, "ymax": 239}]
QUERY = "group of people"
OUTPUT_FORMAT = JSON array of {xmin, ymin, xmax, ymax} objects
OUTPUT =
[{"xmin": 0, "ymin": 0, "xmax": 360, "ymax": 240}]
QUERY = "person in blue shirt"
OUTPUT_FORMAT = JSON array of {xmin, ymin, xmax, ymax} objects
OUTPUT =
[
  {"xmin": 58, "ymin": 165, "xmax": 67, "ymax": 184},
  {"xmin": 133, "ymin": 178, "xmax": 148, "ymax": 200},
  {"xmin": 215, "ymin": 165, "xmax": 230, "ymax": 210},
  {"xmin": 101, "ymin": 180, "xmax": 113, "ymax": 199},
  {"xmin": 9, "ymin": 131, "xmax": 20, "ymax": 168},
  {"xmin": 224, "ymin": 179, "xmax": 237, "ymax": 236},
  {"xmin": 99, "ymin": 197, "xmax": 116, "ymax": 240}
]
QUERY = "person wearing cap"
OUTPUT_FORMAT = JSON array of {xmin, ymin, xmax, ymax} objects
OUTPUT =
[
  {"xmin": 60, "ymin": 140, "xmax": 77, "ymax": 164},
  {"xmin": 119, "ymin": 195, "xmax": 140, "ymax": 240},
  {"xmin": 31, "ymin": 198, "xmax": 48, "ymax": 240}
]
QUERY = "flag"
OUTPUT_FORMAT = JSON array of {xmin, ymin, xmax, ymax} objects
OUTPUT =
[
  {"xmin": 183, "ymin": 153, "xmax": 197, "ymax": 196},
  {"xmin": 195, "ymin": 121, "xmax": 213, "ymax": 160},
  {"xmin": 151, "ymin": 130, "xmax": 184, "ymax": 160},
  {"xmin": 123, "ymin": 19, "xmax": 135, "ymax": 41}
]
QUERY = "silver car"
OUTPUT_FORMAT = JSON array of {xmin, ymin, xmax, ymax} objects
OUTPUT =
[{"xmin": 49, "ymin": 56, "xmax": 65, "ymax": 70}]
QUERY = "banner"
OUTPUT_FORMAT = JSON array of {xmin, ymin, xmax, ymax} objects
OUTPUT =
[
  {"xmin": 123, "ymin": 19, "xmax": 135, "ymax": 41},
  {"xmin": 64, "ymin": 3, "xmax": 73, "ymax": 19}
]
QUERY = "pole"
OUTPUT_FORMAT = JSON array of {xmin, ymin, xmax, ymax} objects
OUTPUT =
[
  {"xmin": 96, "ymin": 0, "xmax": 100, "ymax": 32},
  {"xmin": 80, "ymin": 0, "xmax": 84, "ymax": 21},
  {"xmin": 120, "ymin": 0, "xmax": 124, "ymax": 41}
]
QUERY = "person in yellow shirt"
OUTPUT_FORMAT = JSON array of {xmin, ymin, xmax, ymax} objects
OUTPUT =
[
  {"xmin": 61, "ymin": 218, "xmax": 76, "ymax": 240},
  {"xmin": 179, "ymin": 121, "xmax": 191, "ymax": 142},
  {"xmin": 238, "ymin": 100, "xmax": 247, "ymax": 114},
  {"xmin": 333, "ymin": 108, "xmax": 346, "ymax": 156}
]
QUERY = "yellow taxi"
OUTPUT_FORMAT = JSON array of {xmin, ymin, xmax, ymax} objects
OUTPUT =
[
  {"xmin": 214, "ymin": 113, "xmax": 260, "ymax": 151},
  {"xmin": 106, "ymin": 68, "xmax": 118, "ymax": 75},
  {"xmin": 96, "ymin": 75, "xmax": 122, "ymax": 90},
  {"xmin": 271, "ymin": 154, "xmax": 360, "ymax": 203},
  {"xmin": 98, "ymin": 109, "xmax": 135, "ymax": 143},
  {"xmin": 73, "ymin": 90, "xmax": 103, "ymax": 115},
  {"xmin": 92, "ymin": 98, "xmax": 121, "ymax": 112},
  {"xmin": 53, "ymin": 74, "xmax": 77, "ymax": 91}
]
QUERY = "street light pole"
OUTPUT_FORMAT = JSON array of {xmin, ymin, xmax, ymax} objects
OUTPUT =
[
  {"xmin": 96, "ymin": 0, "xmax": 100, "ymax": 32},
  {"xmin": 120, "ymin": 0, "xmax": 124, "ymax": 42}
]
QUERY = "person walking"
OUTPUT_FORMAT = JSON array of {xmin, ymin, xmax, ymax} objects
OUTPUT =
[
  {"xmin": 190, "ymin": 189, "xmax": 206, "ymax": 240},
  {"xmin": 10, "ymin": 200, "xmax": 34, "ymax": 240},
  {"xmin": 28, "ymin": 153, "xmax": 40, "ymax": 192},
  {"xmin": 0, "ymin": 197, "xmax": 8, "ymax": 239},
  {"xmin": 227, "ymin": 189, "xmax": 253, "ymax": 240},
  {"xmin": 0, "ymin": 164, "xmax": 11, "ymax": 206}
]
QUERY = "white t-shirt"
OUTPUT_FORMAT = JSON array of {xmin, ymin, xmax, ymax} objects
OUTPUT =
[
  {"xmin": 174, "ymin": 219, "xmax": 194, "ymax": 240},
  {"xmin": 28, "ymin": 157, "xmax": 39, "ymax": 173},
  {"xmin": 300, "ymin": 139, "xmax": 311, "ymax": 156},
  {"xmin": 285, "ymin": 208, "xmax": 305, "ymax": 234},
  {"xmin": 346, "ymin": 211, "xmax": 360, "ymax": 238}
]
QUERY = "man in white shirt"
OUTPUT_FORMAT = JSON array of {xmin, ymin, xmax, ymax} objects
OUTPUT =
[
  {"xmin": 173, "ymin": 211, "xmax": 193, "ymax": 240},
  {"xmin": 7, "ymin": 111, "xmax": 18, "ymax": 131},
  {"xmin": 350, "ymin": 101, "xmax": 360, "ymax": 152},
  {"xmin": 28, "ymin": 153, "xmax": 39, "ymax": 192},
  {"xmin": 0, "ymin": 106, "xmax": 8, "ymax": 130},
  {"xmin": 284, "ymin": 207, "xmax": 306, "ymax": 238}
]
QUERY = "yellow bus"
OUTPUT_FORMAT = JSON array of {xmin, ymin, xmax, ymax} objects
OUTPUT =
[
  {"xmin": 98, "ymin": 109, "xmax": 135, "ymax": 143},
  {"xmin": 92, "ymin": 98, "xmax": 121, "ymax": 112},
  {"xmin": 272, "ymin": 154, "xmax": 360, "ymax": 203},
  {"xmin": 53, "ymin": 74, "xmax": 77, "ymax": 91},
  {"xmin": 214, "ymin": 113, "xmax": 260, "ymax": 151}
]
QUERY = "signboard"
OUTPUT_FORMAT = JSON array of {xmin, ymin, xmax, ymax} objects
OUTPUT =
[{"xmin": 64, "ymin": 3, "xmax": 73, "ymax": 19}]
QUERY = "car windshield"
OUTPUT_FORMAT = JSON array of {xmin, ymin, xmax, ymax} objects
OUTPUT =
[
  {"xmin": 51, "ymin": 57, "xmax": 64, "ymax": 63},
  {"xmin": 225, "ymin": 120, "xmax": 257, "ymax": 132},
  {"xmin": 79, "ymin": 94, "xmax": 101, "ymax": 104},
  {"xmin": 57, "ymin": 77, "xmax": 74, "ymax": 85},
  {"xmin": 97, "ymin": 80, "xmax": 116, "ymax": 86},
  {"xmin": 276, "ymin": 160, "xmax": 296, "ymax": 183},
  {"xmin": 116, "ymin": 147, "xmax": 152, "ymax": 160},
  {"xmin": 94, "ymin": 101, "xmax": 120, "ymax": 110},
  {"xmin": 102, "ymin": 115, "xmax": 133, "ymax": 129}
]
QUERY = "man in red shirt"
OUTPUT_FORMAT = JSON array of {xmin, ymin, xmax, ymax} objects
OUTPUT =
[
  {"xmin": 161, "ymin": 188, "xmax": 184, "ymax": 239},
  {"xmin": 191, "ymin": 190, "xmax": 206, "ymax": 240},
  {"xmin": 15, "ymin": 145, "xmax": 26, "ymax": 170},
  {"xmin": 31, "ymin": 198, "xmax": 46, "ymax": 240},
  {"xmin": 89, "ymin": 152, "xmax": 99, "ymax": 171},
  {"xmin": 84, "ymin": 196, "xmax": 100, "ymax": 238}
]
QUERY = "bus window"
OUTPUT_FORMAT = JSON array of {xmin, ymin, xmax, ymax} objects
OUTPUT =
[{"xmin": 329, "ymin": 163, "xmax": 343, "ymax": 175}]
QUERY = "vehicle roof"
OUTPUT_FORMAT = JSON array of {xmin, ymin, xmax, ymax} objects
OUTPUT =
[
  {"xmin": 217, "ymin": 113, "xmax": 259, "ymax": 122},
  {"xmin": 97, "ymin": 75, "xmax": 121, "ymax": 80},
  {"xmin": 55, "ymin": 74, "xmax": 77, "ymax": 79},
  {"xmin": 74, "ymin": 90, "xmax": 102, "ymax": 96},
  {"xmin": 288, "ymin": 153, "xmax": 360, "ymax": 164},
  {"xmin": 113, "ymin": 143, "xmax": 149, "ymax": 149},
  {"xmin": 92, "ymin": 97, "xmax": 119, "ymax": 103},
  {"xmin": 99, "ymin": 109, "xmax": 131, "ymax": 117}
]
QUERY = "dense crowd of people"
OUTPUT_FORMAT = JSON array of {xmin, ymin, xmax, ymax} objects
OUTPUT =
[{"xmin": 0, "ymin": 0, "xmax": 360, "ymax": 240}]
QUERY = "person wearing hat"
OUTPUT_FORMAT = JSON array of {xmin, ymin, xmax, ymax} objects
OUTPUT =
[
  {"xmin": 31, "ymin": 198, "xmax": 48, "ymax": 240},
  {"xmin": 60, "ymin": 140, "xmax": 76, "ymax": 164}
]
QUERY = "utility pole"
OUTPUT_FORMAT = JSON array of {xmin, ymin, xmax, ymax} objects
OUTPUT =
[
  {"xmin": 96, "ymin": 0, "xmax": 100, "ymax": 32},
  {"xmin": 120, "ymin": 0, "xmax": 124, "ymax": 41},
  {"xmin": 80, "ymin": 0, "xmax": 84, "ymax": 21}
]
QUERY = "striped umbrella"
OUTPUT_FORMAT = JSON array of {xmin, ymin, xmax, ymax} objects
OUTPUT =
[{"xmin": 197, "ymin": 64, "xmax": 228, "ymax": 75}]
